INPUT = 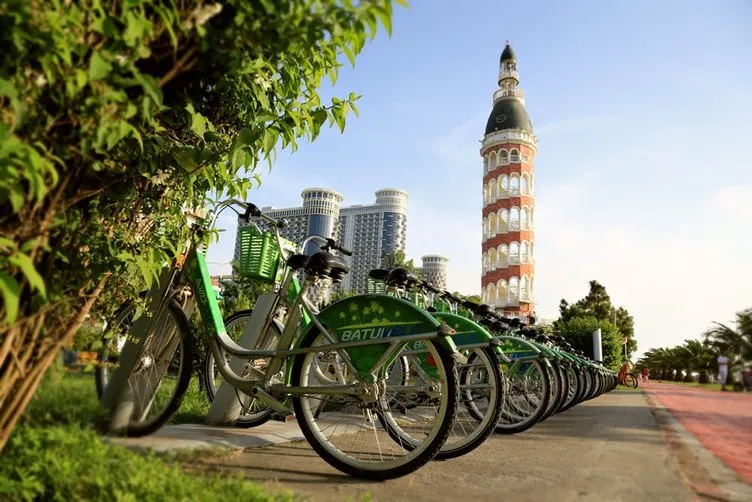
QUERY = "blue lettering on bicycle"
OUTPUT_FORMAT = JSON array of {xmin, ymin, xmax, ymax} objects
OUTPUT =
[{"xmin": 340, "ymin": 324, "xmax": 422, "ymax": 342}]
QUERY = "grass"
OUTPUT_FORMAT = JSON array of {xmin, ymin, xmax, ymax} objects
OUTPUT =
[
  {"xmin": 649, "ymin": 379, "xmax": 724, "ymax": 392},
  {"xmin": 0, "ymin": 367, "xmax": 289, "ymax": 502}
]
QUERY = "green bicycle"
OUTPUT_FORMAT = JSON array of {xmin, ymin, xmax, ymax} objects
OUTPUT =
[{"xmin": 100, "ymin": 200, "xmax": 465, "ymax": 480}]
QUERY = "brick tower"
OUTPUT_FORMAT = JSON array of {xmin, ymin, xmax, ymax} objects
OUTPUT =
[{"xmin": 480, "ymin": 42, "xmax": 537, "ymax": 319}]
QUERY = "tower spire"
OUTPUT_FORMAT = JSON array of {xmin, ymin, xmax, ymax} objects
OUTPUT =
[{"xmin": 497, "ymin": 41, "xmax": 521, "ymax": 99}]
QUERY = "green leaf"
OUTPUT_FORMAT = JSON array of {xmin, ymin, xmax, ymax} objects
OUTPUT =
[
  {"xmin": 189, "ymin": 109, "xmax": 207, "ymax": 140},
  {"xmin": 262, "ymin": 129, "xmax": 277, "ymax": 155},
  {"xmin": 135, "ymin": 73, "xmax": 162, "ymax": 106},
  {"xmin": 9, "ymin": 252, "xmax": 46, "ymax": 298},
  {"xmin": 174, "ymin": 148, "xmax": 199, "ymax": 171},
  {"xmin": 0, "ymin": 271, "xmax": 20, "ymax": 324},
  {"xmin": 237, "ymin": 128, "xmax": 253, "ymax": 147},
  {"xmin": 342, "ymin": 45, "xmax": 356, "ymax": 67},
  {"xmin": 88, "ymin": 52, "xmax": 113, "ymax": 82}
]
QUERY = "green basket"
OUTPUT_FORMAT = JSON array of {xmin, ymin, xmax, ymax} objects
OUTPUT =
[{"xmin": 236, "ymin": 225, "xmax": 298, "ymax": 282}]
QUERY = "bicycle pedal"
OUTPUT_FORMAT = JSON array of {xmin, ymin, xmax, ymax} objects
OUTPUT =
[{"xmin": 270, "ymin": 412, "xmax": 295, "ymax": 422}]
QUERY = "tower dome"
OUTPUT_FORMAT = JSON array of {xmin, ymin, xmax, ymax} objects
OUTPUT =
[{"xmin": 485, "ymin": 41, "xmax": 533, "ymax": 135}]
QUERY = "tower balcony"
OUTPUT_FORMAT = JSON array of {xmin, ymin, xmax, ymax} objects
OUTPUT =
[{"xmin": 493, "ymin": 88, "xmax": 524, "ymax": 103}]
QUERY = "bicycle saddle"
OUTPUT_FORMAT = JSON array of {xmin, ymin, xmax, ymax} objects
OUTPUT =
[
  {"xmin": 386, "ymin": 267, "xmax": 418, "ymax": 288},
  {"xmin": 304, "ymin": 251, "xmax": 350, "ymax": 283},
  {"xmin": 368, "ymin": 268, "xmax": 390, "ymax": 281}
]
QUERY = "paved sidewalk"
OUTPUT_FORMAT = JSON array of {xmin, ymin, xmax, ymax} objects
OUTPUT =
[
  {"xmin": 643, "ymin": 381, "xmax": 752, "ymax": 499},
  {"xmin": 180, "ymin": 391, "xmax": 691, "ymax": 501}
]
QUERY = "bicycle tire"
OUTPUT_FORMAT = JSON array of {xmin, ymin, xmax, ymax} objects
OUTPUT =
[
  {"xmin": 496, "ymin": 359, "xmax": 551, "ymax": 434},
  {"xmin": 291, "ymin": 328, "xmax": 459, "ymax": 480},
  {"xmin": 107, "ymin": 300, "xmax": 194, "ymax": 437}
]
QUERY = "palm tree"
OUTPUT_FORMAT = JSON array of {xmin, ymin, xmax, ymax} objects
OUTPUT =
[
  {"xmin": 678, "ymin": 339, "xmax": 717, "ymax": 383},
  {"xmin": 705, "ymin": 308, "xmax": 752, "ymax": 383}
]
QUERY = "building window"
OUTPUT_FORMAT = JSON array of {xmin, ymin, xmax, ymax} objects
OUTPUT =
[
  {"xmin": 499, "ymin": 150, "xmax": 508, "ymax": 165},
  {"xmin": 510, "ymin": 149, "xmax": 520, "ymax": 163}
]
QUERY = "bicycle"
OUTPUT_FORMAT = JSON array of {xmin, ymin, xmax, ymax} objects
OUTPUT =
[
  {"xmin": 618, "ymin": 362, "xmax": 639, "ymax": 389},
  {"xmin": 99, "ymin": 199, "xmax": 465, "ymax": 480},
  {"xmin": 365, "ymin": 267, "xmax": 505, "ymax": 460}
]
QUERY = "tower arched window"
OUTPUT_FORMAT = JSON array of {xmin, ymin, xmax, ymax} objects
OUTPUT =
[
  {"xmin": 509, "ymin": 242, "xmax": 520, "ymax": 264},
  {"xmin": 520, "ymin": 276, "xmax": 529, "ymax": 301},
  {"xmin": 510, "ymin": 207, "xmax": 520, "ymax": 231},
  {"xmin": 530, "ymin": 275, "xmax": 535, "ymax": 296},
  {"xmin": 530, "ymin": 174, "xmax": 535, "ymax": 194},
  {"xmin": 488, "ymin": 284, "xmax": 497, "ymax": 307},
  {"xmin": 483, "ymin": 185, "xmax": 488, "ymax": 204},
  {"xmin": 496, "ymin": 175, "xmax": 504, "ymax": 199},
  {"xmin": 510, "ymin": 174, "xmax": 520, "ymax": 196},
  {"xmin": 521, "ymin": 174, "xmax": 529, "ymax": 195},
  {"xmin": 529, "ymin": 207, "xmax": 534, "ymax": 229},
  {"xmin": 488, "ymin": 212, "xmax": 497, "ymax": 237},
  {"xmin": 520, "ymin": 207, "xmax": 529, "ymax": 229},
  {"xmin": 497, "ymin": 280, "xmax": 508, "ymax": 306},
  {"xmin": 501, "ymin": 175, "xmax": 509, "ymax": 198},
  {"xmin": 489, "ymin": 151, "xmax": 497, "ymax": 168},
  {"xmin": 483, "ymin": 155, "xmax": 489, "ymax": 173},
  {"xmin": 508, "ymin": 277, "xmax": 519, "ymax": 304},
  {"xmin": 482, "ymin": 252, "xmax": 487, "ymax": 272},
  {"xmin": 530, "ymin": 242, "xmax": 534, "ymax": 261},
  {"xmin": 498, "ymin": 245, "xmax": 508, "ymax": 268},
  {"xmin": 488, "ymin": 179, "xmax": 497, "ymax": 202},
  {"xmin": 499, "ymin": 150, "xmax": 509, "ymax": 165},
  {"xmin": 499, "ymin": 209, "xmax": 509, "ymax": 233},
  {"xmin": 482, "ymin": 217, "xmax": 488, "ymax": 239},
  {"xmin": 510, "ymin": 149, "xmax": 520, "ymax": 163},
  {"xmin": 520, "ymin": 241, "xmax": 529, "ymax": 263},
  {"xmin": 488, "ymin": 248, "xmax": 497, "ymax": 270}
]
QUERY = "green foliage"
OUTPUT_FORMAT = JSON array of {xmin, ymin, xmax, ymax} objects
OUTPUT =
[
  {"xmin": 0, "ymin": 0, "xmax": 402, "ymax": 446},
  {"xmin": 0, "ymin": 0, "xmax": 399, "ymax": 331},
  {"xmin": 381, "ymin": 250, "xmax": 418, "ymax": 274},
  {"xmin": 556, "ymin": 280, "xmax": 636, "ymax": 356},
  {"xmin": 554, "ymin": 316, "xmax": 622, "ymax": 370},
  {"xmin": 0, "ymin": 425, "xmax": 288, "ymax": 502}
]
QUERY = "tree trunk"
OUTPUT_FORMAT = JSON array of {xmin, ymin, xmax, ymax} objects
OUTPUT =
[{"xmin": 0, "ymin": 276, "xmax": 108, "ymax": 452}]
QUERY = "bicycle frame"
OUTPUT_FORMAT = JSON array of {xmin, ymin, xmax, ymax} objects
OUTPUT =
[{"xmin": 181, "ymin": 241, "xmax": 461, "ymax": 412}]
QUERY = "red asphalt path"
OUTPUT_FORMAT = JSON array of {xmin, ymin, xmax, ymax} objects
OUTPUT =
[{"xmin": 644, "ymin": 381, "xmax": 752, "ymax": 485}]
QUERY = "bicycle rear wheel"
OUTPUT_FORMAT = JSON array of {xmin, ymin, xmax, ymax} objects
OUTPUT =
[
  {"xmin": 291, "ymin": 329, "xmax": 459, "ymax": 480},
  {"xmin": 106, "ymin": 301, "xmax": 194, "ymax": 437}
]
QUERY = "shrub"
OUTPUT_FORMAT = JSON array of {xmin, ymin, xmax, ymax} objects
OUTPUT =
[{"xmin": 0, "ymin": 0, "xmax": 400, "ymax": 450}]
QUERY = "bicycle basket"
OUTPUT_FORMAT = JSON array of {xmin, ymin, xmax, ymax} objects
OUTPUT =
[
  {"xmin": 365, "ymin": 276, "xmax": 387, "ymax": 294},
  {"xmin": 236, "ymin": 225, "xmax": 297, "ymax": 282}
]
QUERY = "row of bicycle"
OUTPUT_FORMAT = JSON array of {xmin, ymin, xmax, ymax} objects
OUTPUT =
[{"xmin": 96, "ymin": 199, "xmax": 617, "ymax": 480}]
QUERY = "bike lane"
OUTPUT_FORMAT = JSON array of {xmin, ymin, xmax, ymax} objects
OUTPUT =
[{"xmin": 644, "ymin": 382, "xmax": 752, "ymax": 487}]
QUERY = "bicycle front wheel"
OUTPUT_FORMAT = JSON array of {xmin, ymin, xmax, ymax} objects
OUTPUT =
[
  {"xmin": 107, "ymin": 301, "xmax": 194, "ymax": 437},
  {"xmin": 291, "ymin": 329, "xmax": 459, "ymax": 480}
]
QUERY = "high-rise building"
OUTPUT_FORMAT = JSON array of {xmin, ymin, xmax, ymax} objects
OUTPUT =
[
  {"xmin": 233, "ymin": 187, "xmax": 408, "ymax": 294},
  {"xmin": 480, "ymin": 42, "xmax": 537, "ymax": 319},
  {"xmin": 338, "ymin": 189, "xmax": 408, "ymax": 293},
  {"xmin": 420, "ymin": 255, "xmax": 449, "ymax": 291}
]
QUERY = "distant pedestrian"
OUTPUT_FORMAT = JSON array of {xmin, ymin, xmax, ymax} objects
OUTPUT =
[
  {"xmin": 641, "ymin": 367, "xmax": 649, "ymax": 383},
  {"xmin": 717, "ymin": 353, "xmax": 730, "ymax": 391}
]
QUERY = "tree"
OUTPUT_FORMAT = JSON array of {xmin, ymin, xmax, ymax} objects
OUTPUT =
[
  {"xmin": 0, "ymin": 0, "xmax": 399, "ymax": 451},
  {"xmin": 556, "ymin": 280, "xmax": 637, "ymax": 357},
  {"xmin": 553, "ymin": 316, "xmax": 622, "ymax": 370},
  {"xmin": 381, "ymin": 249, "xmax": 418, "ymax": 274},
  {"xmin": 705, "ymin": 308, "xmax": 752, "ymax": 368},
  {"xmin": 451, "ymin": 292, "xmax": 481, "ymax": 304}
]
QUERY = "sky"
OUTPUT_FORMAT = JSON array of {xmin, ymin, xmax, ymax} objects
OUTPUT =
[{"xmin": 207, "ymin": 0, "xmax": 752, "ymax": 359}]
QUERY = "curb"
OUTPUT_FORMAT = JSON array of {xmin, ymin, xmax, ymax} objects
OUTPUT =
[
  {"xmin": 104, "ymin": 421, "xmax": 305, "ymax": 455},
  {"xmin": 643, "ymin": 388, "xmax": 752, "ymax": 502}
]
